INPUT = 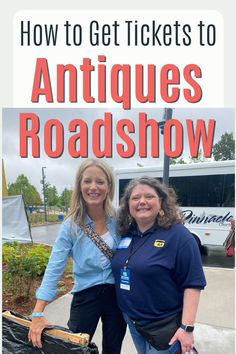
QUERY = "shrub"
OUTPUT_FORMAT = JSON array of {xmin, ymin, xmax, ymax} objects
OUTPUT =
[
  {"xmin": 2, "ymin": 242, "xmax": 51, "ymax": 300},
  {"xmin": 2, "ymin": 242, "xmax": 19, "ymax": 264}
]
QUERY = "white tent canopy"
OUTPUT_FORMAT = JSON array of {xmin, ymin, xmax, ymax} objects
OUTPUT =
[{"xmin": 2, "ymin": 195, "xmax": 32, "ymax": 243}]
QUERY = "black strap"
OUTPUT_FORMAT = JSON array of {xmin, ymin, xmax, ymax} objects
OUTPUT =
[
  {"xmin": 124, "ymin": 233, "xmax": 153, "ymax": 268},
  {"xmin": 83, "ymin": 224, "xmax": 114, "ymax": 261}
]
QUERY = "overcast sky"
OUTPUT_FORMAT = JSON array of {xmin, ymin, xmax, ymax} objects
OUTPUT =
[{"xmin": 2, "ymin": 107, "xmax": 234, "ymax": 196}]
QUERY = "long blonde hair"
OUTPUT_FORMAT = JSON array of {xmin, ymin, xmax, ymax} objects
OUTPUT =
[{"xmin": 67, "ymin": 159, "xmax": 115, "ymax": 225}]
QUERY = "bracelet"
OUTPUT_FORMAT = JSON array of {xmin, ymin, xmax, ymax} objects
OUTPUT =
[{"xmin": 31, "ymin": 312, "xmax": 45, "ymax": 317}]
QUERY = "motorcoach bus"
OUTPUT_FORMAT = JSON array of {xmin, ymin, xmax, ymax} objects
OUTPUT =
[{"xmin": 114, "ymin": 160, "xmax": 235, "ymax": 248}]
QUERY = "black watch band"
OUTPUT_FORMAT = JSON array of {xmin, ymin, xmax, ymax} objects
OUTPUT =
[{"xmin": 180, "ymin": 323, "xmax": 194, "ymax": 332}]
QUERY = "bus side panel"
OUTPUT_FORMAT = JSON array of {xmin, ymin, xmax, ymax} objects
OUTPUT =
[{"xmin": 182, "ymin": 207, "xmax": 234, "ymax": 246}]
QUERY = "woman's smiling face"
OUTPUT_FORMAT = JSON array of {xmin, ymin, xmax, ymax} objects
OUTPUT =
[
  {"xmin": 80, "ymin": 166, "xmax": 110, "ymax": 208},
  {"xmin": 129, "ymin": 183, "xmax": 162, "ymax": 230}
]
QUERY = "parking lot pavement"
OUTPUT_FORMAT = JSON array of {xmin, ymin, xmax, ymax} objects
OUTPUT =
[
  {"xmin": 197, "ymin": 267, "xmax": 235, "ymax": 328},
  {"xmin": 44, "ymin": 267, "xmax": 235, "ymax": 354}
]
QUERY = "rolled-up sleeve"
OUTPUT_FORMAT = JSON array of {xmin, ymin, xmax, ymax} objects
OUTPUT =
[{"xmin": 36, "ymin": 221, "xmax": 73, "ymax": 302}]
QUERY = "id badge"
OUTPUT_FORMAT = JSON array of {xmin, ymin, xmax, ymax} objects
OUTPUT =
[{"xmin": 120, "ymin": 268, "xmax": 131, "ymax": 291}]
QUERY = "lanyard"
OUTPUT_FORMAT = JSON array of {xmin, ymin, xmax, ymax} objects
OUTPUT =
[{"xmin": 124, "ymin": 232, "xmax": 152, "ymax": 268}]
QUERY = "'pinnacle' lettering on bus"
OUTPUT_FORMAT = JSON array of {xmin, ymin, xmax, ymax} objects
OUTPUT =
[{"xmin": 182, "ymin": 210, "xmax": 233, "ymax": 225}]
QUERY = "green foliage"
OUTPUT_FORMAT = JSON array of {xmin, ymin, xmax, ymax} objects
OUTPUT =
[
  {"xmin": 170, "ymin": 157, "xmax": 187, "ymax": 165},
  {"xmin": 212, "ymin": 132, "xmax": 235, "ymax": 161},
  {"xmin": 170, "ymin": 150, "xmax": 211, "ymax": 165},
  {"xmin": 7, "ymin": 173, "xmax": 73, "ymax": 213},
  {"xmin": 188, "ymin": 150, "xmax": 210, "ymax": 163},
  {"xmin": 26, "ymin": 244, "xmax": 51, "ymax": 276},
  {"xmin": 44, "ymin": 182, "xmax": 59, "ymax": 206},
  {"xmin": 2, "ymin": 242, "xmax": 18, "ymax": 264},
  {"xmin": 2, "ymin": 242, "xmax": 51, "ymax": 300},
  {"xmin": 59, "ymin": 187, "xmax": 73, "ymax": 211},
  {"xmin": 8, "ymin": 174, "xmax": 42, "ymax": 206}
]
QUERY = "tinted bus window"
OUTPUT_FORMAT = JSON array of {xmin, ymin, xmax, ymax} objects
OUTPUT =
[
  {"xmin": 119, "ymin": 179, "xmax": 131, "ymax": 200},
  {"xmin": 222, "ymin": 174, "xmax": 235, "ymax": 207},
  {"xmin": 169, "ymin": 174, "xmax": 235, "ymax": 207},
  {"xmin": 119, "ymin": 174, "xmax": 235, "ymax": 208}
]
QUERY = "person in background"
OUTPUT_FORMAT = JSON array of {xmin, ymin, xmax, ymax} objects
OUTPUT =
[
  {"xmin": 223, "ymin": 219, "xmax": 235, "ymax": 257},
  {"xmin": 28, "ymin": 158, "xmax": 126, "ymax": 354},
  {"xmin": 111, "ymin": 177, "xmax": 206, "ymax": 354}
]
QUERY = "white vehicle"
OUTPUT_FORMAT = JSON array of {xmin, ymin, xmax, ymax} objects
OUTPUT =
[{"xmin": 114, "ymin": 160, "xmax": 235, "ymax": 248}]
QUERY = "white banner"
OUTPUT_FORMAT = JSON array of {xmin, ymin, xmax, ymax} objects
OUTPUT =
[{"xmin": 2, "ymin": 195, "xmax": 32, "ymax": 243}]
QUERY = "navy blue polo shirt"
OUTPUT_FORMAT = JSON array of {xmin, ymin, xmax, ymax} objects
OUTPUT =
[{"xmin": 111, "ymin": 223, "xmax": 206, "ymax": 321}]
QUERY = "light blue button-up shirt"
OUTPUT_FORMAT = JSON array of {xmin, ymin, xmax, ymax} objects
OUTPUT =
[{"xmin": 36, "ymin": 214, "xmax": 119, "ymax": 302}]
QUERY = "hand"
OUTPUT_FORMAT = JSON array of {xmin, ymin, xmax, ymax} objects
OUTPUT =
[
  {"xmin": 28, "ymin": 316, "xmax": 50, "ymax": 348},
  {"xmin": 169, "ymin": 328, "xmax": 194, "ymax": 353}
]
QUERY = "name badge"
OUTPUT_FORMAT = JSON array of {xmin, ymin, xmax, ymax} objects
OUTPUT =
[
  {"xmin": 120, "ymin": 268, "xmax": 131, "ymax": 291},
  {"xmin": 118, "ymin": 237, "xmax": 132, "ymax": 249}
]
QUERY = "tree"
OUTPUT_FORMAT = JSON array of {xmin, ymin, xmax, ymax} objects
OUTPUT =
[
  {"xmin": 59, "ymin": 188, "xmax": 72, "ymax": 211},
  {"xmin": 170, "ymin": 150, "xmax": 211, "ymax": 165},
  {"xmin": 212, "ymin": 132, "xmax": 235, "ymax": 161},
  {"xmin": 189, "ymin": 150, "xmax": 211, "ymax": 163},
  {"xmin": 170, "ymin": 157, "xmax": 187, "ymax": 165},
  {"xmin": 8, "ymin": 174, "xmax": 42, "ymax": 206},
  {"xmin": 44, "ymin": 183, "xmax": 59, "ymax": 206}
]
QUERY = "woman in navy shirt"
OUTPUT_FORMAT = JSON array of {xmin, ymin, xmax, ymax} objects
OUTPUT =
[{"xmin": 111, "ymin": 177, "xmax": 206, "ymax": 354}]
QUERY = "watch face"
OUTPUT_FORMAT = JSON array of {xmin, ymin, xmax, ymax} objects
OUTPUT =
[
  {"xmin": 181, "ymin": 324, "xmax": 194, "ymax": 332},
  {"xmin": 186, "ymin": 325, "xmax": 194, "ymax": 332}
]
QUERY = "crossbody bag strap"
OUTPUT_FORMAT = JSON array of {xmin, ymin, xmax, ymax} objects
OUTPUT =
[{"xmin": 83, "ymin": 224, "xmax": 114, "ymax": 261}]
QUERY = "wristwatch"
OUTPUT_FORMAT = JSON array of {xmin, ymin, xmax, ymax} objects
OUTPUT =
[{"xmin": 180, "ymin": 323, "xmax": 194, "ymax": 332}]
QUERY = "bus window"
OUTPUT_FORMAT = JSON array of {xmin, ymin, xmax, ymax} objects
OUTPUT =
[
  {"xmin": 222, "ymin": 174, "xmax": 235, "ymax": 207},
  {"xmin": 170, "ymin": 174, "xmax": 234, "ymax": 207},
  {"xmin": 118, "ymin": 173, "xmax": 235, "ymax": 208},
  {"xmin": 119, "ymin": 179, "xmax": 131, "ymax": 201}
]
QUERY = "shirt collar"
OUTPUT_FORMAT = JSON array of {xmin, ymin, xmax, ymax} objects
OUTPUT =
[{"xmin": 128, "ymin": 224, "xmax": 157, "ymax": 238}]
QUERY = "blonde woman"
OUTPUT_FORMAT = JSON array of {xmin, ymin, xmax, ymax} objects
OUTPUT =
[{"xmin": 29, "ymin": 159, "xmax": 126, "ymax": 354}]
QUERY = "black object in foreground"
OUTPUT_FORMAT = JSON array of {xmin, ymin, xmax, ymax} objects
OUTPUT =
[{"xmin": 2, "ymin": 310, "xmax": 99, "ymax": 354}]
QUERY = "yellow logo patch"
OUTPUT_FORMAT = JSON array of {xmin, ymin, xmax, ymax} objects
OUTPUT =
[{"xmin": 154, "ymin": 239, "xmax": 165, "ymax": 248}]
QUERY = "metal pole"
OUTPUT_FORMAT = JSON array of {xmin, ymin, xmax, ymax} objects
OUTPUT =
[
  {"xmin": 42, "ymin": 167, "xmax": 47, "ymax": 222},
  {"xmin": 163, "ymin": 108, "xmax": 173, "ymax": 186}
]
